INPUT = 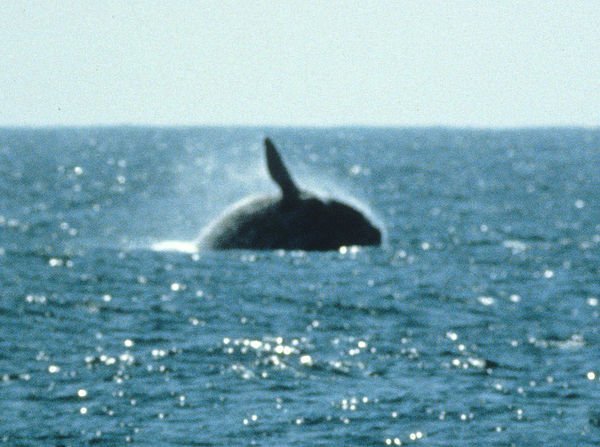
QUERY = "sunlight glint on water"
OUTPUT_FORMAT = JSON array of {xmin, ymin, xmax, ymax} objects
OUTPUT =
[{"xmin": 0, "ymin": 127, "xmax": 599, "ymax": 446}]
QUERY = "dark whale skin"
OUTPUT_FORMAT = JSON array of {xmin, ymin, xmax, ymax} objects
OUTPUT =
[
  {"xmin": 198, "ymin": 138, "xmax": 382, "ymax": 251},
  {"xmin": 200, "ymin": 194, "xmax": 381, "ymax": 250}
]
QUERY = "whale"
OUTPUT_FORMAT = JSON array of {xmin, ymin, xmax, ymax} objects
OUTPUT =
[{"xmin": 197, "ymin": 138, "xmax": 382, "ymax": 251}]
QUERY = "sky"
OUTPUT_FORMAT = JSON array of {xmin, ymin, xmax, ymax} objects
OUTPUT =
[{"xmin": 1, "ymin": 1, "xmax": 599, "ymax": 128}]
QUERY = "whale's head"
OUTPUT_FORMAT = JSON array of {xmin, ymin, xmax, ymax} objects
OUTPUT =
[
  {"xmin": 316, "ymin": 198, "xmax": 382, "ymax": 246},
  {"xmin": 279, "ymin": 193, "xmax": 381, "ymax": 249}
]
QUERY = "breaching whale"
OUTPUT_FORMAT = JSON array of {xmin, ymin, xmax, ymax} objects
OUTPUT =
[{"xmin": 197, "ymin": 138, "xmax": 382, "ymax": 251}]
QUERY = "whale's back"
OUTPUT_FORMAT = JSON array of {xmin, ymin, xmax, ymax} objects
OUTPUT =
[{"xmin": 200, "ymin": 194, "xmax": 381, "ymax": 251}]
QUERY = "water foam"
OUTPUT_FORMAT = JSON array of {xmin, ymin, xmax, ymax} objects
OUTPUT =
[{"xmin": 151, "ymin": 239, "xmax": 198, "ymax": 253}]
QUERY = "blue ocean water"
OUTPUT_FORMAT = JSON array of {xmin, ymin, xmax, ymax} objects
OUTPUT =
[{"xmin": 1, "ymin": 127, "xmax": 599, "ymax": 446}]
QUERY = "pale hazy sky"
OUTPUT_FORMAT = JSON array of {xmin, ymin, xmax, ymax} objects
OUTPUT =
[{"xmin": 1, "ymin": 1, "xmax": 599, "ymax": 127}]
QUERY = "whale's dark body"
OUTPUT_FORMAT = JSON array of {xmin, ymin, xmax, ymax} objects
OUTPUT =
[{"xmin": 198, "ymin": 138, "xmax": 382, "ymax": 251}]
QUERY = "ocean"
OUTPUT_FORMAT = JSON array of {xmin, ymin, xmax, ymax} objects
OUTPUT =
[{"xmin": 1, "ymin": 127, "xmax": 599, "ymax": 446}]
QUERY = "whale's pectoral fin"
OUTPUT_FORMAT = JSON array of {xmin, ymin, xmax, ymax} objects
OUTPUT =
[{"xmin": 265, "ymin": 138, "xmax": 300, "ymax": 201}]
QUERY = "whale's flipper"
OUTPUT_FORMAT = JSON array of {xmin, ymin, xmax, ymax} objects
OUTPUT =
[{"xmin": 265, "ymin": 138, "xmax": 300, "ymax": 201}]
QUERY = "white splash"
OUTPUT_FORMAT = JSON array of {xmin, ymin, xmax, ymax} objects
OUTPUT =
[{"xmin": 151, "ymin": 240, "xmax": 198, "ymax": 253}]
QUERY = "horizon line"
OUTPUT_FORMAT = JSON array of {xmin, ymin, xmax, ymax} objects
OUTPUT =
[{"xmin": 1, "ymin": 122, "xmax": 599, "ymax": 131}]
